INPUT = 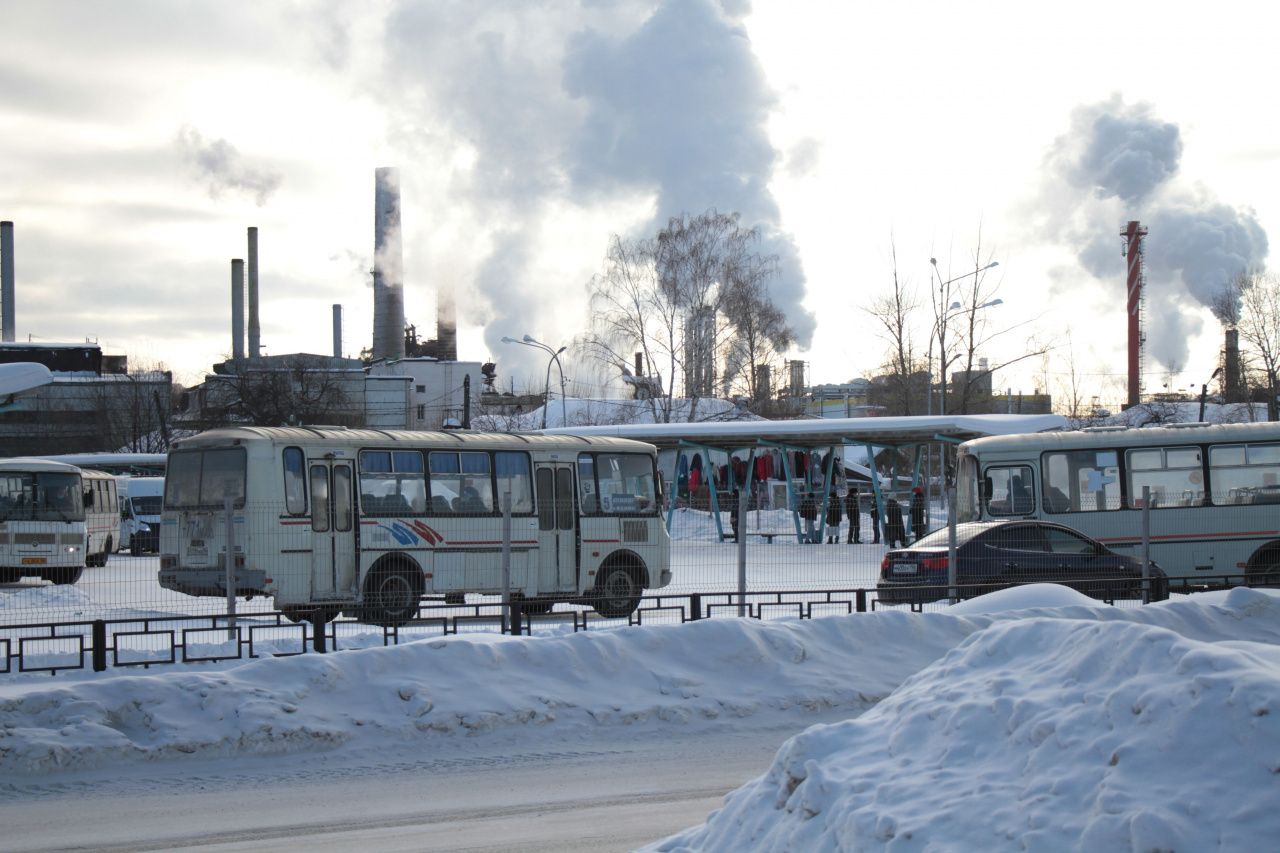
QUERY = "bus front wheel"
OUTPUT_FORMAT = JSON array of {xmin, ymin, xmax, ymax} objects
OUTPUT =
[
  {"xmin": 593, "ymin": 565, "xmax": 642, "ymax": 619},
  {"xmin": 361, "ymin": 565, "xmax": 423, "ymax": 627}
]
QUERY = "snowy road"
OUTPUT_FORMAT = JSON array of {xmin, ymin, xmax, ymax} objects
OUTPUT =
[{"xmin": 0, "ymin": 717, "xmax": 844, "ymax": 852}]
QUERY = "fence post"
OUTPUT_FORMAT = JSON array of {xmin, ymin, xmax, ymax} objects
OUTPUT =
[
  {"xmin": 510, "ymin": 598, "xmax": 523, "ymax": 637},
  {"xmin": 223, "ymin": 496, "xmax": 237, "ymax": 642},
  {"xmin": 946, "ymin": 487, "xmax": 958, "ymax": 603},
  {"xmin": 312, "ymin": 614, "xmax": 327, "ymax": 653},
  {"xmin": 689, "ymin": 593, "xmax": 702, "ymax": 621},
  {"xmin": 92, "ymin": 619, "xmax": 107, "ymax": 671},
  {"xmin": 1141, "ymin": 485, "xmax": 1151, "ymax": 604},
  {"xmin": 856, "ymin": 588, "xmax": 867, "ymax": 613},
  {"xmin": 736, "ymin": 486, "xmax": 748, "ymax": 617},
  {"xmin": 501, "ymin": 491, "xmax": 512, "ymax": 634}
]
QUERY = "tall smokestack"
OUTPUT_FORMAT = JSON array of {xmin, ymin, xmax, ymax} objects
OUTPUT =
[
  {"xmin": 1, "ymin": 221, "xmax": 14, "ymax": 342},
  {"xmin": 437, "ymin": 286, "xmax": 457, "ymax": 361},
  {"xmin": 247, "ymin": 227, "xmax": 261, "ymax": 358},
  {"xmin": 1225, "ymin": 328, "xmax": 1241, "ymax": 401},
  {"xmin": 332, "ymin": 304, "xmax": 343, "ymax": 359},
  {"xmin": 372, "ymin": 167, "xmax": 405, "ymax": 361},
  {"xmin": 1121, "ymin": 220, "xmax": 1148, "ymax": 408},
  {"xmin": 231, "ymin": 258, "xmax": 245, "ymax": 361}
]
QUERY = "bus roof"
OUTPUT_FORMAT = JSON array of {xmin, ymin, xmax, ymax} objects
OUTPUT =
[
  {"xmin": 172, "ymin": 426, "xmax": 659, "ymax": 453},
  {"xmin": 0, "ymin": 457, "xmax": 84, "ymax": 474},
  {"xmin": 960, "ymin": 420, "xmax": 1280, "ymax": 455}
]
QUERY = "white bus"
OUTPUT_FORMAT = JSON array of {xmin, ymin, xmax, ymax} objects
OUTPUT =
[
  {"xmin": 0, "ymin": 458, "xmax": 86, "ymax": 584},
  {"xmin": 158, "ymin": 427, "xmax": 673, "ymax": 625},
  {"xmin": 956, "ymin": 421, "xmax": 1280, "ymax": 583},
  {"xmin": 80, "ymin": 468, "xmax": 120, "ymax": 566}
]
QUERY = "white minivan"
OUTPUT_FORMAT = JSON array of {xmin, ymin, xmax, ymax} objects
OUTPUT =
[{"xmin": 120, "ymin": 476, "xmax": 164, "ymax": 554}]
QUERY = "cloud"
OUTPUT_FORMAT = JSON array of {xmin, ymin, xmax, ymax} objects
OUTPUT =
[
  {"xmin": 1038, "ymin": 96, "xmax": 1268, "ymax": 372},
  {"xmin": 373, "ymin": 0, "xmax": 813, "ymax": 383},
  {"xmin": 176, "ymin": 125, "xmax": 283, "ymax": 207}
]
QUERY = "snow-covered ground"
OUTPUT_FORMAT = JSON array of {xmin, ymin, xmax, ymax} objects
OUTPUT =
[{"xmin": 2, "ymin": 585, "xmax": 1278, "ymax": 850}]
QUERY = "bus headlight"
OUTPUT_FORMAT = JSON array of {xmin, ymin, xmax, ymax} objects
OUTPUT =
[{"xmin": 65, "ymin": 545, "xmax": 80, "ymax": 553}]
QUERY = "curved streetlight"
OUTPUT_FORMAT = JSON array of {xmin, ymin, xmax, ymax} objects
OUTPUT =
[{"xmin": 501, "ymin": 335, "xmax": 567, "ymax": 429}]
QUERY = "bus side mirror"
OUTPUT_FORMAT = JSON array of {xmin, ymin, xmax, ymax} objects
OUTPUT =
[{"xmin": 981, "ymin": 477, "xmax": 994, "ymax": 501}]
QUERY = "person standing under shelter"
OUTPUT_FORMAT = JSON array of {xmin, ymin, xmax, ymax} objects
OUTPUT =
[
  {"xmin": 910, "ymin": 486, "xmax": 927, "ymax": 542},
  {"xmin": 728, "ymin": 488, "xmax": 740, "ymax": 543},
  {"xmin": 825, "ymin": 488, "xmax": 842, "ymax": 544},
  {"xmin": 884, "ymin": 496, "xmax": 907, "ymax": 548},
  {"xmin": 869, "ymin": 496, "xmax": 880, "ymax": 544},
  {"xmin": 845, "ymin": 487, "xmax": 861, "ymax": 544},
  {"xmin": 799, "ymin": 491, "xmax": 819, "ymax": 544}
]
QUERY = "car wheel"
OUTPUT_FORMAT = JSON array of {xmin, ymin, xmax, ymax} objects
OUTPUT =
[
  {"xmin": 361, "ymin": 565, "xmax": 423, "ymax": 627},
  {"xmin": 593, "ymin": 565, "xmax": 642, "ymax": 619}
]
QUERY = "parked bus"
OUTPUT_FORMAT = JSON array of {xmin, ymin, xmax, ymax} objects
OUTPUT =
[
  {"xmin": 956, "ymin": 421, "xmax": 1280, "ymax": 582},
  {"xmin": 0, "ymin": 458, "xmax": 86, "ymax": 584},
  {"xmin": 119, "ymin": 476, "xmax": 164, "ymax": 553},
  {"xmin": 80, "ymin": 468, "xmax": 120, "ymax": 566},
  {"xmin": 158, "ymin": 427, "xmax": 673, "ymax": 625}
]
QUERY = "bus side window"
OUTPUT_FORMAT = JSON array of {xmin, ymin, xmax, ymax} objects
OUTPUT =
[{"xmin": 283, "ymin": 447, "xmax": 307, "ymax": 515}]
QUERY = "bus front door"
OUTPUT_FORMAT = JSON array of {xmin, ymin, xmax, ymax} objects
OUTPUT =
[
  {"xmin": 535, "ymin": 464, "xmax": 577, "ymax": 593},
  {"xmin": 309, "ymin": 461, "xmax": 357, "ymax": 600}
]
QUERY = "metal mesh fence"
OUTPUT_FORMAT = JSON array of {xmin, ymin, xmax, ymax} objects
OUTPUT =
[{"xmin": 2, "ymin": 490, "xmax": 1275, "ymax": 676}]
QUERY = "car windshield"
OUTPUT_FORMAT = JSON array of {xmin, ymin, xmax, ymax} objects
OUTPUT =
[
  {"xmin": 909, "ymin": 523, "xmax": 991, "ymax": 549},
  {"xmin": 132, "ymin": 496, "xmax": 163, "ymax": 515}
]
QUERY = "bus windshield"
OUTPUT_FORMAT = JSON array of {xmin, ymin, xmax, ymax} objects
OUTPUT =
[
  {"xmin": 0, "ymin": 471, "xmax": 84, "ymax": 522},
  {"xmin": 165, "ymin": 448, "xmax": 247, "ymax": 510}
]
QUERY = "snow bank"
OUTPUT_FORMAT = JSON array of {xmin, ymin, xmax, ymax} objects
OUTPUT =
[
  {"xmin": 0, "ymin": 611, "xmax": 977, "ymax": 775},
  {"xmin": 650, "ymin": 588, "xmax": 1280, "ymax": 852}
]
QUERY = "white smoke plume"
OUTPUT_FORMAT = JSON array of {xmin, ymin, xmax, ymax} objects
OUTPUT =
[
  {"xmin": 176, "ymin": 125, "xmax": 283, "ymax": 207},
  {"xmin": 1041, "ymin": 96, "xmax": 1268, "ymax": 371},
  {"xmin": 372, "ymin": 0, "xmax": 813, "ymax": 380}
]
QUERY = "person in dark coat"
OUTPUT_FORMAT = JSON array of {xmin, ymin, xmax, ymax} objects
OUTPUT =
[
  {"xmin": 910, "ymin": 486, "xmax": 927, "ymax": 542},
  {"xmin": 798, "ymin": 491, "xmax": 819, "ymax": 543},
  {"xmin": 884, "ymin": 496, "xmax": 907, "ymax": 548},
  {"xmin": 844, "ymin": 487, "xmax": 861, "ymax": 544},
  {"xmin": 869, "ymin": 496, "xmax": 880, "ymax": 544},
  {"xmin": 825, "ymin": 489, "xmax": 843, "ymax": 544}
]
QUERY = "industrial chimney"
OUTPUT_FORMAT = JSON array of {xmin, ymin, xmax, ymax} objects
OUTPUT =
[
  {"xmin": 247, "ymin": 227, "xmax": 261, "ymax": 358},
  {"xmin": 372, "ymin": 167, "xmax": 405, "ymax": 361},
  {"xmin": 1, "ymin": 221, "xmax": 13, "ymax": 342},
  {"xmin": 231, "ymin": 258, "xmax": 245, "ymax": 361},
  {"xmin": 1225, "ymin": 328, "xmax": 1241, "ymax": 401},
  {"xmin": 1121, "ymin": 221, "xmax": 1148, "ymax": 409},
  {"xmin": 333, "ymin": 304, "xmax": 343, "ymax": 359},
  {"xmin": 436, "ymin": 286, "xmax": 457, "ymax": 361}
]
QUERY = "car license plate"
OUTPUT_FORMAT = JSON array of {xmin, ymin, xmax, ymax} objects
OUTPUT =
[
  {"xmin": 21, "ymin": 556, "xmax": 47, "ymax": 565},
  {"xmin": 892, "ymin": 562, "xmax": 917, "ymax": 574}
]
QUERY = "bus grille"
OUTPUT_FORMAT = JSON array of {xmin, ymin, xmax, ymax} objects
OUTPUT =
[
  {"xmin": 14, "ymin": 533, "xmax": 55, "ymax": 544},
  {"xmin": 622, "ymin": 520, "xmax": 648, "ymax": 543}
]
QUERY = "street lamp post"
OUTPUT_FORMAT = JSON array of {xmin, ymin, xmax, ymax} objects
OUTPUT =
[
  {"xmin": 925, "ymin": 258, "xmax": 1001, "ymax": 509},
  {"xmin": 1199, "ymin": 367, "xmax": 1224, "ymax": 422},
  {"xmin": 501, "ymin": 335, "xmax": 567, "ymax": 429}
]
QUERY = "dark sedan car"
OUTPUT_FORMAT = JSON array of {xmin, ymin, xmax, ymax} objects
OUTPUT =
[{"xmin": 876, "ymin": 520, "xmax": 1169, "ymax": 605}]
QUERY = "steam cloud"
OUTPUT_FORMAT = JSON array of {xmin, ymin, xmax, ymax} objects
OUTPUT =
[
  {"xmin": 1043, "ymin": 96, "xmax": 1268, "ymax": 371},
  {"xmin": 375, "ymin": 0, "xmax": 813, "ymax": 384},
  {"xmin": 177, "ymin": 125, "xmax": 283, "ymax": 207}
]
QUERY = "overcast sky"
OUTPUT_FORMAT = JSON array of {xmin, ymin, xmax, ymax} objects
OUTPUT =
[{"xmin": 1, "ymin": 0, "xmax": 1275, "ymax": 407}]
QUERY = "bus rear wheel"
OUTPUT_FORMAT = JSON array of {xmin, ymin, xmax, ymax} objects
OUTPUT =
[
  {"xmin": 593, "ymin": 565, "xmax": 642, "ymax": 619},
  {"xmin": 361, "ymin": 566, "xmax": 423, "ymax": 628}
]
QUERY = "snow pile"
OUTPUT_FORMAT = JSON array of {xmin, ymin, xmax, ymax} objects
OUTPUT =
[
  {"xmin": 650, "ymin": 587, "xmax": 1280, "ymax": 852},
  {"xmin": 0, "ymin": 611, "xmax": 978, "ymax": 774}
]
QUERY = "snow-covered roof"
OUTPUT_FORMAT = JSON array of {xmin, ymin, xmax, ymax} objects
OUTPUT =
[{"xmin": 543, "ymin": 413, "xmax": 1067, "ymax": 449}]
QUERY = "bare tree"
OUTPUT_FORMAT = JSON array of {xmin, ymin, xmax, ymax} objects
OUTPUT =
[
  {"xmin": 865, "ymin": 239, "xmax": 923, "ymax": 415},
  {"xmin": 199, "ymin": 355, "xmax": 357, "ymax": 427},
  {"xmin": 720, "ymin": 274, "xmax": 793, "ymax": 402},
  {"xmin": 582, "ymin": 210, "xmax": 792, "ymax": 420},
  {"xmin": 1217, "ymin": 270, "xmax": 1280, "ymax": 420}
]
